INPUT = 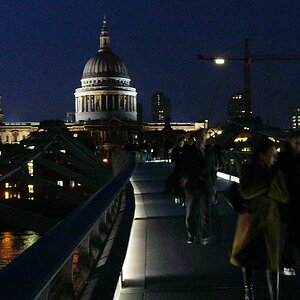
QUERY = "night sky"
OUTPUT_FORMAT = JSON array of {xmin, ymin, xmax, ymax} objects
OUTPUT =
[{"xmin": 0, "ymin": 0, "xmax": 299, "ymax": 128}]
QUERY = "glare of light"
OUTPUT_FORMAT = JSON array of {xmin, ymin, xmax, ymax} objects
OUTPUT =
[
  {"xmin": 217, "ymin": 172, "xmax": 230, "ymax": 181},
  {"xmin": 217, "ymin": 172, "xmax": 240, "ymax": 183},
  {"xmin": 102, "ymin": 158, "xmax": 109, "ymax": 163},
  {"xmin": 28, "ymin": 185, "xmax": 34, "ymax": 193},
  {"xmin": 214, "ymin": 58, "xmax": 225, "ymax": 64}
]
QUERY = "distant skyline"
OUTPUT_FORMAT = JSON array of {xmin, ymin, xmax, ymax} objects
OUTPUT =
[{"xmin": 0, "ymin": 0, "xmax": 299, "ymax": 128}]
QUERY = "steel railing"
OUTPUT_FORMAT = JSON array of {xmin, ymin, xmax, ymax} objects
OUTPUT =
[{"xmin": 0, "ymin": 154, "xmax": 136, "ymax": 300}]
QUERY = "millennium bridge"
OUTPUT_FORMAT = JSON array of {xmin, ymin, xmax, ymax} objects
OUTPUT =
[{"xmin": 0, "ymin": 120, "xmax": 299, "ymax": 300}]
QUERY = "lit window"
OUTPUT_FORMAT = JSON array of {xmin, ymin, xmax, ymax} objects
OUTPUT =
[
  {"xmin": 28, "ymin": 161, "xmax": 34, "ymax": 175},
  {"xmin": 28, "ymin": 185, "xmax": 34, "ymax": 193},
  {"xmin": 70, "ymin": 180, "xmax": 75, "ymax": 188},
  {"xmin": 28, "ymin": 146, "xmax": 35, "ymax": 149},
  {"xmin": 4, "ymin": 192, "xmax": 9, "ymax": 199},
  {"xmin": 5, "ymin": 183, "xmax": 9, "ymax": 188},
  {"xmin": 60, "ymin": 149, "xmax": 66, "ymax": 153},
  {"xmin": 234, "ymin": 137, "xmax": 248, "ymax": 143},
  {"xmin": 73, "ymin": 133, "xmax": 78, "ymax": 138},
  {"xmin": 57, "ymin": 181, "xmax": 63, "ymax": 187}
]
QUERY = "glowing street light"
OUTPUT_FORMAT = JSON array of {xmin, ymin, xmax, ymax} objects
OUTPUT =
[{"xmin": 214, "ymin": 58, "xmax": 225, "ymax": 64}]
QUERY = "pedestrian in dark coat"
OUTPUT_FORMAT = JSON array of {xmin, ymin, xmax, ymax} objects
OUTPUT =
[
  {"xmin": 180, "ymin": 129, "xmax": 218, "ymax": 245},
  {"xmin": 230, "ymin": 138, "xmax": 288, "ymax": 300},
  {"xmin": 170, "ymin": 136, "xmax": 185, "ymax": 204},
  {"xmin": 277, "ymin": 130, "xmax": 300, "ymax": 276},
  {"xmin": 151, "ymin": 140, "xmax": 160, "ymax": 160}
]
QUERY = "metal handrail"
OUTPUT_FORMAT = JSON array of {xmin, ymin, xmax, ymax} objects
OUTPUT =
[{"xmin": 0, "ymin": 155, "xmax": 136, "ymax": 300}]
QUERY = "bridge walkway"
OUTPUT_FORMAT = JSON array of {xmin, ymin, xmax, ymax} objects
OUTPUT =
[{"xmin": 115, "ymin": 162, "xmax": 300, "ymax": 300}]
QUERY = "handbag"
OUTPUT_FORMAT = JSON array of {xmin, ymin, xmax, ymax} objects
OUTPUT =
[{"xmin": 222, "ymin": 182, "xmax": 249, "ymax": 213}]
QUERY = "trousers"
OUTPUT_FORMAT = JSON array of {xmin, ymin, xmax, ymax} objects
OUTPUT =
[{"xmin": 184, "ymin": 180, "xmax": 212, "ymax": 239}]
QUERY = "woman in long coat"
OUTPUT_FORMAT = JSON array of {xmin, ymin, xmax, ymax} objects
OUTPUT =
[{"xmin": 230, "ymin": 138, "xmax": 288, "ymax": 300}]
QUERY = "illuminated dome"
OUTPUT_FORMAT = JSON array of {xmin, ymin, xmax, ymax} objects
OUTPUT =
[
  {"xmin": 74, "ymin": 17, "xmax": 137, "ymax": 122},
  {"xmin": 82, "ymin": 51, "xmax": 129, "ymax": 79}
]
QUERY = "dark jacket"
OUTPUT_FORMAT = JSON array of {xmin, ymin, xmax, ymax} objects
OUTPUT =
[
  {"xmin": 277, "ymin": 144, "xmax": 300, "ymax": 247},
  {"xmin": 230, "ymin": 162, "xmax": 288, "ymax": 271},
  {"xmin": 171, "ymin": 146, "xmax": 184, "ymax": 175},
  {"xmin": 180, "ymin": 143, "xmax": 217, "ymax": 193},
  {"xmin": 277, "ymin": 144, "xmax": 300, "ymax": 213}
]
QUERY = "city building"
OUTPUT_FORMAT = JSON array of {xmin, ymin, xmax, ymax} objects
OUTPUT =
[
  {"xmin": 151, "ymin": 92, "xmax": 171, "ymax": 122},
  {"xmin": 292, "ymin": 108, "xmax": 300, "ymax": 129},
  {"xmin": 74, "ymin": 17, "xmax": 137, "ymax": 122},
  {"xmin": 0, "ymin": 122, "xmax": 39, "ymax": 144},
  {"xmin": 228, "ymin": 93, "xmax": 252, "ymax": 119},
  {"xmin": 0, "ymin": 19, "xmax": 206, "ymax": 158}
]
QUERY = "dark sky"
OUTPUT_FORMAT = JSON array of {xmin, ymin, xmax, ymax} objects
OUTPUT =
[{"xmin": 0, "ymin": 0, "xmax": 299, "ymax": 128}]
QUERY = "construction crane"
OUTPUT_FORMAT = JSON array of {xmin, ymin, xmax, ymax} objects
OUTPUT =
[{"xmin": 198, "ymin": 39, "xmax": 300, "ymax": 117}]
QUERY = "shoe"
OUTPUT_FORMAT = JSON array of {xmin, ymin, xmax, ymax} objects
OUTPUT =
[
  {"xmin": 201, "ymin": 237, "xmax": 211, "ymax": 245},
  {"xmin": 244, "ymin": 284, "xmax": 255, "ymax": 300},
  {"xmin": 283, "ymin": 267, "xmax": 296, "ymax": 276},
  {"xmin": 187, "ymin": 237, "xmax": 194, "ymax": 244}
]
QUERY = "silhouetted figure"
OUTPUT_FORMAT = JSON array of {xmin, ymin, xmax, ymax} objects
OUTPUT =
[
  {"xmin": 180, "ymin": 129, "xmax": 218, "ymax": 245},
  {"xmin": 163, "ymin": 138, "xmax": 173, "ymax": 162},
  {"xmin": 230, "ymin": 138, "xmax": 288, "ymax": 300},
  {"xmin": 141, "ymin": 140, "xmax": 151, "ymax": 162},
  {"xmin": 278, "ymin": 130, "xmax": 300, "ymax": 276},
  {"xmin": 151, "ymin": 140, "xmax": 160, "ymax": 160},
  {"xmin": 170, "ymin": 136, "xmax": 185, "ymax": 205}
]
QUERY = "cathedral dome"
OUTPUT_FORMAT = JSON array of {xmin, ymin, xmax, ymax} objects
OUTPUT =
[
  {"xmin": 74, "ymin": 17, "xmax": 137, "ymax": 122},
  {"xmin": 82, "ymin": 51, "xmax": 129, "ymax": 79}
]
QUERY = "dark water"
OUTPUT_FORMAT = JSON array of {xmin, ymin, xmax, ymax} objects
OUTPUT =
[{"xmin": 0, "ymin": 225, "xmax": 41, "ymax": 269}]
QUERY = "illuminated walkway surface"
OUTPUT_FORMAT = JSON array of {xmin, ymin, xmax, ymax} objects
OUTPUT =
[{"xmin": 116, "ymin": 162, "xmax": 300, "ymax": 300}]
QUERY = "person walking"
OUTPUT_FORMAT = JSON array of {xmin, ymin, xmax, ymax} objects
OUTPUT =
[
  {"xmin": 170, "ymin": 136, "xmax": 185, "ymax": 205},
  {"xmin": 180, "ymin": 129, "xmax": 218, "ymax": 245},
  {"xmin": 278, "ymin": 130, "xmax": 300, "ymax": 276},
  {"xmin": 230, "ymin": 138, "xmax": 288, "ymax": 300}
]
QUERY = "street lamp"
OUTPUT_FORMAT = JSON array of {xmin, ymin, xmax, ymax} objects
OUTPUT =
[
  {"xmin": 214, "ymin": 58, "xmax": 225, "ymax": 64},
  {"xmin": 198, "ymin": 39, "xmax": 300, "ymax": 117}
]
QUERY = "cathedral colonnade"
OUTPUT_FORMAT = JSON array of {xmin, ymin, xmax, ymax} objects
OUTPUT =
[{"xmin": 75, "ymin": 91, "xmax": 137, "ymax": 121}]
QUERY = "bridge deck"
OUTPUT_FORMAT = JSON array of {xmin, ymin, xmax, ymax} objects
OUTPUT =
[{"xmin": 115, "ymin": 162, "xmax": 300, "ymax": 300}]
